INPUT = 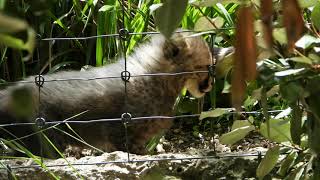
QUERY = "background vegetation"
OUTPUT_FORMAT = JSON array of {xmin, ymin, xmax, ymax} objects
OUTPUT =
[{"xmin": 1, "ymin": 0, "xmax": 320, "ymax": 178}]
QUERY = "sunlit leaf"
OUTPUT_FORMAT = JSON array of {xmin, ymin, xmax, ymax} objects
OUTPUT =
[
  {"xmin": 274, "ymin": 107, "xmax": 292, "ymax": 119},
  {"xmin": 256, "ymin": 146, "xmax": 280, "ymax": 179},
  {"xmin": 0, "ymin": 27, "xmax": 35, "ymax": 58},
  {"xmin": 275, "ymin": 68, "xmax": 305, "ymax": 77},
  {"xmin": 199, "ymin": 108, "xmax": 230, "ymax": 120},
  {"xmin": 289, "ymin": 56, "xmax": 312, "ymax": 65},
  {"xmin": 215, "ymin": 3, "xmax": 235, "ymax": 27},
  {"xmin": 295, "ymin": 35, "xmax": 320, "ymax": 49},
  {"xmin": 298, "ymin": 0, "xmax": 318, "ymax": 8},
  {"xmin": 191, "ymin": 0, "xmax": 240, "ymax": 7},
  {"xmin": 219, "ymin": 125, "xmax": 255, "ymax": 145},
  {"xmin": 194, "ymin": 16, "xmax": 224, "ymax": 31},
  {"xmin": 98, "ymin": 5, "xmax": 114, "ymax": 12},
  {"xmin": 260, "ymin": 119, "xmax": 292, "ymax": 143},
  {"xmin": 149, "ymin": 3, "xmax": 162, "ymax": 13},
  {"xmin": 231, "ymin": 120, "xmax": 252, "ymax": 131},
  {"xmin": 273, "ymin": 28, "xmax": 287, "ymax": 44},
  {"xmin": 96, "ymin": 1, "xmax": 117, "ymax": 66}
]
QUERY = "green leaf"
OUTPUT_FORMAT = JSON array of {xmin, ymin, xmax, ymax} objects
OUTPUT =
[
  {"xmin": 260, "ymin": 119, "xmax": 292, "ymax": 143},
  {"xmin": 215, "ymin": 3, "xmax": 234, "ymax": 27},
  {"xmin": 194, "ymin": 16, "xmax": 224, "ymax": 31},
  {"xmin": 154, "ymin": 0, "xmax": 188, "ymax": 38},
  {"xmin": 289, "ymin": 56, "xmax": 312, "ymax": 65},
  {"xmin": 0, "ymin": 28, "xmax": 35, "ymax": 59},
  {"xmin": 191, "ymin": 0, "xmax": 240, "ymax": 7},
  {"xmin": 306, "ymin": 101, "xmax": 320, "ymax": 153},
  {"xmin": 0, "ymin": 13, "xmax": 28, "ymax": 33},
  {"xmin": 266, "ymin": 85, "xmax": 279, "ymax": 97},
  {"xmin": 290, "ymin": 103, "xmax": 302, "ymax": 145},
  {"xmin": 251, "ymin": 87, "xmax": 262, "ymax": 101},
  {"xmin": 273, "ymin": 28, "xmax": 287, "ymax": 44},
  {"xmin": 309, "ymin": 53, "xmax": 320, "ymax": 63},
  {"xmin": 222, "ymin": 79, "xmax": 231, "ymax": 93},
  {"xmin": 219, "ymin": 125, "xmax": 255, "ymax": 145},
  {"xmin": 96, "ymin": 1, "xmax": 117, "ymax": 66},
  {"xmin": 98, "ymin": 5, "xmax": 114, "ymax": 12},
  {"xmin": 0, "ymin": 0, "xmax": 5, "ymax": 10},
  {"xmin": 311, "ymin": 2, "xmax": 320, "ymax": 30},
  {"xmin": 298, "ymin": 0, "xmax": 318, "ymax": 8},
  {"xmin": 231, "ymin": 120, "xmax": 252, "ymax": 131},
  {"xmin": 0, "ymin": 34, "xmax": 25, "ymax": 49},
  {"xmin": 277, "ymin": 151, "xmax": 298, "ymax": 176},
  {"xmin": 280, "ymin": 81, "xmax": 304, "ymax": 104},
  {"xmin": 199, "ymin": 108, "xmax": 230, "ymax": 120},
  {"xmin": 256, "ymin": 146, "xmax": 280, "ymax": 179},
  {"xmin": 286, "ymin": 164, "xmax": 305, "ymax": 180}
]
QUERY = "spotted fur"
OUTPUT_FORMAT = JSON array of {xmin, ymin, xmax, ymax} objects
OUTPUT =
[{"xmin": 0, "ymin": 33, "xmax": 230, "ymax": 157}]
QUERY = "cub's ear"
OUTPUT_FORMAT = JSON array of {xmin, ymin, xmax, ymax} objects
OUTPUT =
[{"xmin": 163, "ymin": 36, "xmax": 188, "ymax": 60}]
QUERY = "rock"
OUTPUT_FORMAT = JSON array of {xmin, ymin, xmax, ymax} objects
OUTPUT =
[{"xmin": 0, "ymin": 151, "xmax": 259, "ymax": 179}]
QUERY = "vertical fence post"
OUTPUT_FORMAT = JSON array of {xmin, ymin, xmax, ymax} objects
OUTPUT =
[
  {"xmin": 119, "ymin": 0, "xmax": 131, "ymax": 162},
  {"xmin": 35, "ymin": 45, "xmax": 46, "ymax": 163}
]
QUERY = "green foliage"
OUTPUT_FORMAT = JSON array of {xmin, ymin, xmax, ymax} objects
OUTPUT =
[
  {"xmin": 154, "ymin": 0, "xmax": 188, "ymax": 38},
  {"xmin": 256, "ymin": 146, "xmax": 280, "ymax": 179}
]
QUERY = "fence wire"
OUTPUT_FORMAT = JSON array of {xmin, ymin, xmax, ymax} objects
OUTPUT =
[
  {"xmin": 0, "ymin": 1, "xmax": 285, "ymax": 174},
  {"xmin": 40, "ymin": 28, "xmax": 235, "ymax": 41},
  {"xmin": 1, "ymin": 152, "xmax": 269, "ymax": 170},
  {"xmin": 0, "ymin": 110, "xmax": 284, "ymax": 128}
]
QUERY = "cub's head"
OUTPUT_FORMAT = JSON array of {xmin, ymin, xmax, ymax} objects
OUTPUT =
[
  {"xmin": 161, "ymin": 33, "xmax": 212, "ymax": 98},
  {"xmin": 161, "ymin": 33, "xmax": 234, "ymax": 98}
]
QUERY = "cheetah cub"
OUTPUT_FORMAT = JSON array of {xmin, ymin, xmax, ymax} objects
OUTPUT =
[{"xmin": 0, "ymin": 33, "xmax": 232, "ymax": 157}]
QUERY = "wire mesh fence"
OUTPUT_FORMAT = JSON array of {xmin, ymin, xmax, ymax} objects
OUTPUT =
[{"xmin": 0, "ymin": 0, "xmax": 284, "ymax": 174}]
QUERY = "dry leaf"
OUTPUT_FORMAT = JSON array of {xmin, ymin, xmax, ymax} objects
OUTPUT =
[
  {"xmin": 232, "ymin": 5, "xmax": 258, "ymax": 110},
  {"xmin": 260, "ymin": 0, "xmax": 273, "ymax": 49},
  {"xmin": 282, "ymin": 0, "xmax": 304, "ymax": 52}
]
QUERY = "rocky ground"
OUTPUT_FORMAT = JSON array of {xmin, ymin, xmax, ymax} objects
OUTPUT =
[{"xmin": 0, "ymin": 118, "xmax": 272, "ymax": 179}]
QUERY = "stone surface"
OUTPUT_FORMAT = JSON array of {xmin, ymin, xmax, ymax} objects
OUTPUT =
[{"xmin": 0, "ymin": 151, "xmax": 260, "ymax": 179}]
